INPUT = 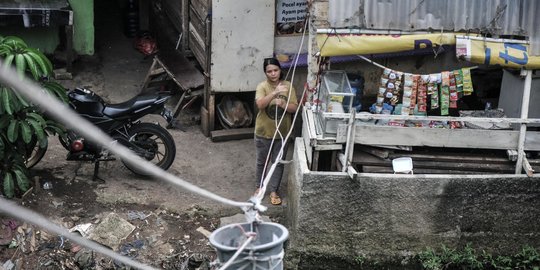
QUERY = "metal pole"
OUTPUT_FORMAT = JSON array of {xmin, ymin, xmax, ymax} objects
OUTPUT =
[{"xmin": 515, "ymin": 69, "xmax": 532, "ymax": 174}]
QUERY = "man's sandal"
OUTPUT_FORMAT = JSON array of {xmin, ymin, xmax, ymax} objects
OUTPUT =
[{"xmin": 270, "ymin": 193, "xmax": 282, "ymax": 205}]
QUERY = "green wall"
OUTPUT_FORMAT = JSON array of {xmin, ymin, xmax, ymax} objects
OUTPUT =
[
  {"xmin": 0, "ymin": 0, "xmax": 94, "ymax": 55},
  {"xmin": 69, "ymin": 0, "xmax": 94, "ymax": 55}
]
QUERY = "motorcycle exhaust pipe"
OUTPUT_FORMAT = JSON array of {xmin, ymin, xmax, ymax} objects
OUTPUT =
[{"xmin": 71, "ymin": 139, "xmax": 85, "ymax": 152}]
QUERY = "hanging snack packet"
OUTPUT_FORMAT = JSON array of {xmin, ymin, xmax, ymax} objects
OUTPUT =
[
  {"xmin": 449, "ymin": 73, "xmax": 458, "ymax": 108},
  {"xmin": 462, "ymin": 67, "xmax": 474, "ymax": 95},
  {"xmin": 410, "ymin": 75, "xmax": 420, "ymax": 111},
  {"xmin": 401, "ymin": 73, "xmax": 413, "ymax": 115},
  {"xmin": 453, "ymin": 69, "xmax": 463, "ymax": 93},
  {"xmin": 429, "ymin": 73, "xmax": 440, "ymax": 109},
  {"xmin": 440, "ymin": 71, "xmax": 450, "ymax": 115},
  {"xmin": 416, "ymin": 75, "xmax": 429, "ymax": 112}
]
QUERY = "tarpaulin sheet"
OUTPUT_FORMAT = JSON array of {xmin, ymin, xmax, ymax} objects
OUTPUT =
[
  {"xmin": 316, "ymin": 33, "xmax": 476, "ymax": 57},
  {"xmin": 456, "ymin": 36, "xmax": 540, "ymax": 69}
]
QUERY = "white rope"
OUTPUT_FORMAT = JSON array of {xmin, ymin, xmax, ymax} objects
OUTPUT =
[
  {"xmin": 255, "ymin": 17, "xmax": 308, "ymax": 204},
  {"xmin": 0, "ymin": 61, "xmax": 263, "ymax": 269},
  {"xmin": 357, "ymin": 54, "xmax": 479, "ymax": 72},
  {"xmin": 0, "ymin": 198, "xmax": 158, "ymax": 270},
  {"xmin": 217, "ymin": 235, "xmax": 255, "ymax": 270},
  {"xmin": 0, "ymin": 63, "xmax": 254, "ymax": 211}
]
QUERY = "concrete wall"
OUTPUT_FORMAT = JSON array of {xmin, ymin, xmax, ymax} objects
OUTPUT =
[{"xmin": 286, "ymin": 138, "xmax": 540, "ymax": 269}]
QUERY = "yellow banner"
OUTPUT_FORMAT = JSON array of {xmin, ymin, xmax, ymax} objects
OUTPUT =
[
  {"xmin": 456, "ymin": 36, "xmax": 540, "ymax": 69},
  {"xmin": 316, "ymin": 33, "xmax": 461, "ymax": 57}
]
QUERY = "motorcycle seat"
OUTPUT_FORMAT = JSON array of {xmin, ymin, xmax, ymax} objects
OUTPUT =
[{"xmin": 103, "ymin": 95, "xmax": 163, "ymax": 118}]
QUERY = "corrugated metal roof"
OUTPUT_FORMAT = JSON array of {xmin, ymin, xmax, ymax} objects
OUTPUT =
[{"xmin": 328, "ymin": 0, "xmax": 540, "ymax": 56}]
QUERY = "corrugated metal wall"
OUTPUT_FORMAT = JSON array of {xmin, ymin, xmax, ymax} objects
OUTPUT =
[{"xmin": 328, "ymin": 0, "xmax": 539, "ymax": 56}]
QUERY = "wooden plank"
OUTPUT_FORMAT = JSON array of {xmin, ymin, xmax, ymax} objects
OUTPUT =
[
  {"xmin": 361, "ymin": 166, "xmax": 488, "ymax": 175},
  {"xmin": 354, "ymin": 125, "xmax": 540, "ymax": 151},
  {"xmin": 190, "ymin": 0, "xmax": 209, "ymax": 23},
  {"xmin": 301, "ymin": 116, "xmax": 313, "ymax": 168},
  {"xmin": 155, "ymin": 53, "xmax": 204, "ymax": 90},
  {"xmin": 188, "ymin": 23, "xmax": 207, "ymax": 72},
  {"xmin": 353, "ymin": 152, "xmax": 515, "ymax": 172},
  {"xmin": 356, "ymin": 145, "xmax": 391, "ymax": 159},
  {"xmin": 208, "ymin": 94, "xmax": 215, "ymax": 132},
  {"xmin": 523, "ymin": 156, "xmax": 535, "ymax": 177},
  {"xmin": 387, "ymin": 152, "xmax": 511, "ymax": 164},
  {"xmin": 162, "ymin": 0, "xmax": 183, "ymax": 33},
  {"xmin": 210, "ymin": 128, "xmax": 254, "ymax": 142},
  {"xmin": 189, "ymin": 5, "xmax": 206, "ymax": 39},
  {"xmin": 181, "ymin": 0, "xmax": 189, "ymax": 52},
  {"xmin": 324, "ymin": 112, "xmax": 540, "ymax": 125},
  {"xmin": 201, "ymin": 106, "xmax": 209, "ymax": 137}
]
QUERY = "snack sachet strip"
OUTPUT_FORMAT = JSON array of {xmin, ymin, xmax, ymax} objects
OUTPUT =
[
  {"xmin": 462, "ymin": 67, "xmax": 474, "ymax": 96},
  {"xmin": 440, "ymin": 71, "xmax": 450, "ymax": 115}
]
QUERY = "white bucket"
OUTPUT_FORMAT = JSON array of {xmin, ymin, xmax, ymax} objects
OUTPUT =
[{"xmin": 209, "ymin": 222, "xmax": 289, "ymax": 270}]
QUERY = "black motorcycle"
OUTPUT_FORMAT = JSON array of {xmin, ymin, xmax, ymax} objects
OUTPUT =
[{"xmin": 26, "ymin": 88, "xmax": 176, "ymax": 177}]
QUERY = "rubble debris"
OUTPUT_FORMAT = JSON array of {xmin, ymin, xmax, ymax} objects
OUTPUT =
[
  {"xmin": 2, "ymin": 259, "xmax": 14, "ymax": 270},
  {"xmin": 88, "ymin": 212, "xmax": 135, "ymax": 250}
]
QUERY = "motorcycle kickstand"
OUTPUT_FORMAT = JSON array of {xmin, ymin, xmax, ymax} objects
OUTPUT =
[{"xmin": 93, "ymin": 161, "xmax": 105, "ymax": 182}]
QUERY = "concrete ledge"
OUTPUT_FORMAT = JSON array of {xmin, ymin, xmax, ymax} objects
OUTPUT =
[{"xmin": 286, "ymin": 138, "xmax": 540, "ymax": 268}]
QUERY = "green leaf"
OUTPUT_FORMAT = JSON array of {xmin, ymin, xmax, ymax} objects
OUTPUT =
[
  {"xmin": 43, "ymin": 81, "xmax": 68, "ymax": 103},
  {"xmin": 15, "ymin": 53, "xmax": 26, "ymax": 77},
  {"xmin": 2, "ymin": 87, "xmax": 13, "ymax": 115},
  {"xmin": 26, "ymin": 48, "xmax": 52, "ymax": 76},
  {"xmin": 19, "ymin": 121, "xmax": 32, "ymax": 144},
  {"xmin": 0, "ymin": 114, "xmax": 11, "ymax": 129},
  {"xmin": 2, "ymin": 54, "xmax": 15, "ymax": 70},
  {"xmin": 22, "ymin": 53, "xmax": 39, "ymax": 79},
  {"xmin": 27, "ymin": 119, "xmax": 46, "ymax": 142},
  {"xmin": 3, "ymin": 172, "xmax": 15, "ymax": 198},
  {"xmin": 45, "ymin": 120, "xmax": 66, "ymax": 136},
  {"xmin": 1, "ymin": 36, "xmax": 28, "ymax": 48},
  {"xmin": 13, "ymin": 168, "xmax": 30, "ymax": 192},
  {"xmin": 39, "ymin": 137, "xmax": 48, "ymax": 148},
  {"xmin": 12, "ymin": 90, "xmax": 30, "ymax": 108},
  {"xmin": 26, "ymin": 112, "xmax": 46, "ymax": 126},
  {"xmin": 7, "ymin": 119, "xmax": 19, "ymax": 142}
]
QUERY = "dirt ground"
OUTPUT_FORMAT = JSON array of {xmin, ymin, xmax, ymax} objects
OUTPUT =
[{"xmin": 0, "ymin": 15, "xmax": 287, "ymax": 269}]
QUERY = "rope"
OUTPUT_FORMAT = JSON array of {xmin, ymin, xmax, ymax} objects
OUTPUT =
[
  {"xmin": 356, "ymin": 54, "xmax": 478, "ymax": 72},
  {"xmin": 0, "ymin": 60, "xmax": 262, "ymax": 269},
  {"xmin": 217, "ymin": 235, "xmax": 255, "ymax": 270},
  {"xmin": 254, "ymin": 15, "xmax": 309, "ymax": 206},
  {"xmin": 0, "ymin": 63, "xmax": 254, "ymax": 211}
]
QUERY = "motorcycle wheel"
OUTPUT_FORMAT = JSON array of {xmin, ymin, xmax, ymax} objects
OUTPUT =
[
  {"xmin": 121, "ymin": 122, "xmax": 176, "ymax": 176},
  {"xmin": 25, "ymin": 139, "xmax": 48, "ymax": 169}
]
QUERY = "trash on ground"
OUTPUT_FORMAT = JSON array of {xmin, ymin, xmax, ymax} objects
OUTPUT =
[
  {"xmin": 196, "ymin": 227, "xmax": 212, "ymax": 238},
  {"xmin": 127, "ymin": 210, "xmax": 149, "ymax": 221},
  {"xmin": 69, "ymin": 223, "xmax": 93, "ymax": 238},
  {"xmin": 88, "ymin": 212, "xmax": 135, "ymax": 250}
]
